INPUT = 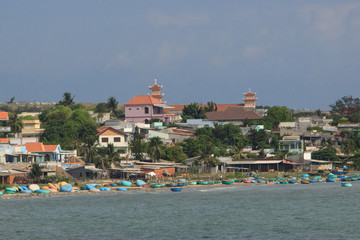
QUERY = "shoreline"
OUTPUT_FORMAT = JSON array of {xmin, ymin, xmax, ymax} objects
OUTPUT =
[{"xmin": 0, "ymin": 182, "xmax": 247, "ymax": 200}]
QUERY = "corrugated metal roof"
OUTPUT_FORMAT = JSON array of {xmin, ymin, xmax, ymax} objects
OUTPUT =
[{"xmin": 229, "ymin": 160, "xmax": 282, "ymax": 165}]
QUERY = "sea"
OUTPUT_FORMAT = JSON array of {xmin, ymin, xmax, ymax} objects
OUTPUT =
[{"xmin": 0, "ymin": 182, "xmax": 359, "ymax": 240}]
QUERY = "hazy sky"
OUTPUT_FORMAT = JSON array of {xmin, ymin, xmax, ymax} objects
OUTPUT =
[{"xmin": 1, "ymin": 1, "xmax": 360, "ymax": 110}]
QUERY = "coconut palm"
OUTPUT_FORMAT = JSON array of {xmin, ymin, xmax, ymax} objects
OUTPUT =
[
  {"xmin": 197, "ymin": 137, "xmax": 220, "ymax": 173},
  {"xmin": 230, "ymin": 136, "xmax": 248, "ymax": 160},
  {"xmin": 341, "ymin": 139, "xmax": 355, "ymax": 165},
  {"xmin": 148, "ymin": 137, "xmax": 164, "ymax": 162},
  {"xmin": 8, "ymin": 112, "xmax": 23, "ymax": 136},
  {"xmin": 80, "ymin": 142, "xmax": 99, "ymax": 164},
  {"xmin": 107, "ymin": 97, "xmax": 118, "ymax": 113},
  {"xmin": 97, "ymin": 143, "xmax": 120, "ymax": 169},
  {"xmin": 59, "ymin": 92, "xmax": 75, "ymax": 106}
]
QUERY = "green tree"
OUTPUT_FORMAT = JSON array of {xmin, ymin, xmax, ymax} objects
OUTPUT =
[
  {"xmin": 330, "ymin": 96, "xmax": 360, "ymax": 123},
  {"xmin": 80, "ymin": 142, "xmax": 99, "ymax": 163},
  {"xmin": 8, "ymin": 112, "xmax": 23, "ymax": 134},
  {"xmin": 204, "ymin": 101, "xmax": 217, "ymax": 112},
  {"xmin": 95, "ymin": 103, "xmax": 110, "ymax": 113},
  {"xmin": 129, "ymin": 126, "xmax": 145, "ymax": 160},
  {"xmin": 247, "ymin": 129, "xmax": 268, "ymax": 150},
  {"xmin": 41, "ymin": 105, "xmax": 98, "ymax": 150},
  {"xmin": 107, "ymin": 97, "xmax": 118, "ymax": 117},
  {"xmin": 147, "ymin": 137, "xmax": 164, "ymax": 162},
  {"xmin": 58, "ymin": 92, "xmax": 75, "ymax": 106},
  {"xmin": 31, "ymin": 163, "xmax": 42, "ymax": 181},
  {"xmin": 195, "ymin": 137, "xmax": 220, "ymax": 173},
  {"xmin": 341, "ymin": 139, "xmax": 355, "ymax": 164},
  {"xmin": 181, "ymin": 138, "xmax": 201, "ymax": 158},
  {"xmin": 312, "ymin": 148, "xmax": 339, "ymax": 161},
  {"xmin": 230, "ymin": 136, "xmax": 249, "ymax": 159},
  {"xmin": 164, "ymin": 146, "xmax": 187, "ymax": 164},
  {"xmin": 97, "ymin": 143, "xmax": 120, "ymax": 169},
  {"xmin": 182, "ymin": 103, "xmax": 206, "ymax": 121}
]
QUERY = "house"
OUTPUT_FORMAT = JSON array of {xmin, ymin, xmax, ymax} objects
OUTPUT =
[
  {"xmin": 96, "ymin": 126, "xmax": 129, "ymax": 156},
  {"xmin": 21, "ymin": 119, "xmax": 45, "ymax": 140},
  {"xmin": 66, "ymin": 165, "xmax": 105, "ymax": 179},
  {"xmin": 23, "ymin": 142, "xmax": 75, "ymax": 163},
  {"xmin": 0, "ymin": 112, "xmax": 11, "ymax": 137},
  {"xmin": 280, "ymin": 136, "xmax": 303, "ymax": 154},
  {"xmin": 205, "ymin": 107, "xmax": 262, "ymax": 125},
  {"xmin": 337, "ymin": 122, "xmax": 360, "ymax": 131},
  {"xmin": 125, "ymin": 79, "xmax": 174, "ymax": 124}
]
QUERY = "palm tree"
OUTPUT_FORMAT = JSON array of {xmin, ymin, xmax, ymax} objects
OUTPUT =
[
  {"xmin": 80, "ymin": 142, "xmax": 99, "ymax": 164},
  {"xmin": 97, "ymin": 143, "xmax": 120, "ymax": 169},
  {"xmin": 148, "ymin": 137, "xmax": 164, "ymax": 162},
  {"xmin": 230, "ymin": 136, "xmax": 248, "ymax": 160},
  {"xmin": 107, "ymin": 97, "xmax": 119, "ymax": 117},
  {"xmin": 8, "ymin": 112, "xmax": 23, "ymax": 136},
  {"xmin": 341, "ymin": 139, "xmax": 355, "ymax": 165},
  {"xmin": 198, "ymin": 139, "xmax": 220, "ymax": 173},
  {"xmin": 59, "ymin": 92, "xmax": 75, "ymax": 106}
]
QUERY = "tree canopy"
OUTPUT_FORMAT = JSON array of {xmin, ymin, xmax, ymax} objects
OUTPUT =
[
  {"xmin": 40, "ymin": 105, "xmax": 98, "ymax": 150},
  {"xmin": 330, "ymin": 96, "xmax": 360, "ymax": 124}
]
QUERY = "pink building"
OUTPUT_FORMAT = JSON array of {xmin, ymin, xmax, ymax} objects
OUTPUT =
[{"xmin": 125, "ymin": 79, "xmax": 172, "ymax": 124}]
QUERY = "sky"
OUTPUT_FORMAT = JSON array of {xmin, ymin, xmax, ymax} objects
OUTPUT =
[{"xmin": 1, "ymin": 1, "xmax": 360, "ymax": 110}]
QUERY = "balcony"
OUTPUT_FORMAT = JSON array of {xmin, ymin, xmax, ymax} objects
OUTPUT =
[{"xmin": 0, "ymin": 127, "xmax": 11, "ymax": 132}]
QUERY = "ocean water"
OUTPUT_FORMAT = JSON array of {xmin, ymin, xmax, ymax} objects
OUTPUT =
[{"xmin": 0, "ymin": 182, "xmax": 359, "ymax": 240}]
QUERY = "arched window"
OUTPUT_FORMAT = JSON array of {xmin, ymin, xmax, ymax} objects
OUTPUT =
[{"xmin": 144, "ymin": 107, "xmax": 149, "ymax": 114}]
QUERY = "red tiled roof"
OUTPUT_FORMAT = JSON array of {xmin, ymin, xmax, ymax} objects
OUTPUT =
[
  {"xmin": 25, "ymin": 142, "xmax": 45, "ymax": 152},
  {"xmin": 244, "ymin": 92, "xmax": 256, "ymax": 96},
  {"xmin": 0, "ymin": 112, "xmax": 9, "ymax": 120},
  {"xmin": 163, "ymin": 104, "xmax": 245, "ymax": 113},
  {"xmin": 0, "ymin": 138, "xmax": 9, "ymax": 143},
  {"xmin": 126, "ymin": 95, "xmax": 163, "ymax": 105},
  {"xmin": 205, "ymin": 107, "xmax": 262, "ymax": 121},
  {"xmin": 172, "ymin": 130, "xmax": 195, "ymax": 136},
  {"xmin": 44, "ymin": 145, "xmax": 58, "ymax": 152},
  {"xmin": 149, "ymin": 84, "xmax": 162, "ymax": 90},
  {"xmin": 96, "ymin": 126, "xmax": 126, "ymax": 136},
  {"xmin": 25, "ymin": 143, "xmax": 59, "ymax": 152}
]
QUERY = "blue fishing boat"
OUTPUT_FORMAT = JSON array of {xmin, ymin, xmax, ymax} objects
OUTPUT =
[
  {"xmin": 116, "ymin": 187, "xmax": 128, "ymax": 191},
  {"xmin": 177, "ymin": 183, "xmax": 184, "ymax": 187},
  {"xmin": 166, "ymin": 183, "xmax": 176, "ymax": 187},
  {"xmin": 341, "ymin": 182, "xmax": 352, "ymax": 187},
  {"xmin": 326, "ymin": 178, "xmax": 336, "ymax": 182},
  {"xmin": 136, "ymin": 180, "xmax": 146, "ymax": 187},
  {"xmin": 171, "ymin": 188, "xmax": 182, "ymax": 192},
  {"xmin": 121, "ymin": 181, "xmax": 132, "ymax": 187}
]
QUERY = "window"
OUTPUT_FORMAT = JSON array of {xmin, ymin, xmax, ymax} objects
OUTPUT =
[
  {"xmin": 129, "ymin": 108, "xmax": 132, "ymax": 110},
  {"xmin": 102, "ymin": 137, "xmax": 109, "ymax": 143},
  {"xmin": 114, "ymin": 137, "xmax": 121, "ymax": 142},
  {"xmin": 137, "ymin": 108, "xmax": 139, "ymax": 110},
  {"xmin": 144, "ymin": 107, "xmax": 149, "ymax": 114}
]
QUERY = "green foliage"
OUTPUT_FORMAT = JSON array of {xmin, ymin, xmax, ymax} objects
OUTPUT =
[
  {"xmin": 163, "ymin": 146, "xmax": 187, "ymax": 164},
  {"xmin": 204, "ymin": 101, "xmax": 217, "ymax": 112},
  {"xmin": 312, "ymin": 148, "xmax": 339, "ymax": 161},
  {"xmin": 129, "ymin": 126, "xmax": 146, "ymax": 160},
  {"xmin": 181, "ymin": 138, "xmax": 201, "ymax": 158},
  {"xmin": 95, "ymin": 103, "xmax": 110, "ymax": 113},
  {"xmin": 247, "ymin": 129, "xmax": 269, "ymax": 149},
  {"xmin": 20, "ymin": 115, "xmax": 38, "ymax": 120},
  {"xmin": 96, "ymin": 143, "xmax": 120, "ymax": 169},
  {"xmin": 182, "ymin": 103, "xmax": 206, "ymax": 120},
  {"xmin": 307, "ymin": 126, "xmax": 325, "ymax": 133},
  {"xmin": 8, "ymin": 112, "xmax": 23, "ymax": 133},
  {"xmin": 40, "ymin": 105, "xmax": 98, "ymax": 150},
  {"xmin": 147, "ymin": 137, "xmax": 164, "ymax": 162},
  {"xmin": 58, "ymin": 92, "xmax": 75, "ymax": 106},
  {"xmin": 251, "ymin": 106, "xmax": 293, "ymax": 130},
  {"xmin": 31, "ymin": 163, "xmax": 42, "ymax": 179},
  {"xmin": 330, "ymin": 96, "xmax": 360, "ymax": 123}
]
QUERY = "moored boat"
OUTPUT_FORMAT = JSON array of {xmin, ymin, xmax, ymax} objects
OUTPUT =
[
  {"xmin": 121, "ymin": 181, "xmax": 132, "ymax": 187},
  {"xmin": 197, "ymin": 181, "xmax": 209, "ymax": 185},
  {"xmin": 222, "ymin": 180, "xmax": 232, "ymax": 185},
  {"xmin": 326, "ymin": 178, "xmax": 336, "ymax": 182},
  {"xmin": 341, "ymin": 182, "xmax": 352, "ymax": 187},
  {"xmin": 301, "ymin": 180, "xmax": 310, "ymax": 184},
  {"xmin": 171, "ymin": 188, "xmax": 182, "ymax": 192}
]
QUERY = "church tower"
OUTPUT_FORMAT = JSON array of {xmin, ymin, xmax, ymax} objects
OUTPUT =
[
  {"xmin": 149, "ymin": 78, "xmax": 164, "ymax": 103},
  {"xmin": 243, "ymin": 89, "xmax": 258, "ymax": 108}
]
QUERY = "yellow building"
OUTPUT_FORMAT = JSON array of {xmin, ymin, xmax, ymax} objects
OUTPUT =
[{"xmin": 21, "ymin": 120, "xmax": 45, "ymax": 138}]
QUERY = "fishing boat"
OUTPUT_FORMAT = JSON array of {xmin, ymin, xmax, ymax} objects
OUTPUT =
[
  {"xmin": 197, "ymin": 181, "xmax": 209, "ymax": 185},
  {"xmin": 326, "ymin": 178, "xmax": 336, "ymax": 182},
  {"xmin": 150, "ymin": 183, "xmax": 162, "ymax": 188},
  {"xmin": 242, "ymin": 179, "xmax": 251, "ymax": 183},
  {"xmin": 171, "ymin": 188, "xmax": 182, "ymax": 192},
  {"xmin": 121, "ymin": 181, "xmax": 132, "ymax": 187},
  {"xmin": 177, "ymin": 183, "xmax": 184, "ymax": 187},
  {"xmin": 341, "ymin": 182, "xmax": 352, "ymax": 187},
  {"xmin": 188, "ymin": 181, "xmax": 197, "ymax": 185},
  {"xmin": 222, "ymin": 180, "xmax": 232, "ymax": 185},
  {"xmin": 136, "ymin": 180, "xmax": 146, "ymax": 187},
  {"xmin": 301, "ymin": 180, "xmax": 310, "ymax": 184},
  {"xmin": 116, "ymin": 187, "xmax": 127, "ymax": 191}
]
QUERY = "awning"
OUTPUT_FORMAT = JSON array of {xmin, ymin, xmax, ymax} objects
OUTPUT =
[{"xmin": 153, "ymin": 104, "xmax": 174, "ymax": 109}]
